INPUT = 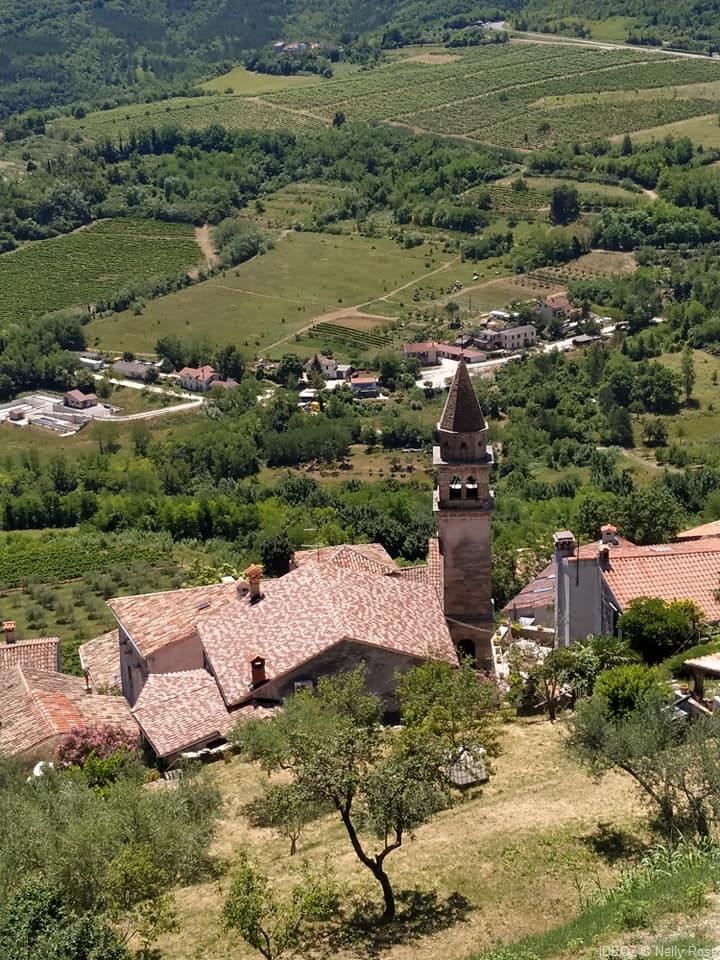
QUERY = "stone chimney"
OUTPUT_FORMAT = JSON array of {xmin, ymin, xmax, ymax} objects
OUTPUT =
[
  {"xmin": 552, "ymin": 531, "xmax": 576, "ymax": 557},
  {"xmin": 250, "ymin": 655, "xmax": 267, "ymax": 688},
  {"xmin": 2, "ymin": 621, "xmax": 16, "ymax": 645},
  {"xmin": 600, "ymin": 523, "xmax": 618, "ymax": 546},
  {"xmin": 244, "ymin": 564, "xmax": 264, "ymax": 603}
]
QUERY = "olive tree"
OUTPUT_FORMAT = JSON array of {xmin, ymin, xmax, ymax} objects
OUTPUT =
[{"xmin": 233, "ymin": 666, "xmax": 457, "ymax": 920}]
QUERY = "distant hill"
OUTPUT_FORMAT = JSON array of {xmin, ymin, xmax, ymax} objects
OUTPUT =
[{"xmin": 0, "ymin": 0, "xmax": 504, "ymax": 119}]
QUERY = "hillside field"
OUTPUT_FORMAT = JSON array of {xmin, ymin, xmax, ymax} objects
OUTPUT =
[
  {"xmin": 52, "ymin": 41, "xmax": 720, "ymax": 152},
  {"xmin": 86, "ymin": 232, "xmax": 458, "ymax": 355},
  {"xmin": 0, "ymin": 219, "xmax": 201, "ymax": 324},
  {"xmin": 156, "ymin": 719, "xmax": 643, "ymax": 960}
]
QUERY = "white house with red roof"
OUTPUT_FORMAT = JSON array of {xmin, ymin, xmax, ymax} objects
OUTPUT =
[{"xmin": 177, "ymin": 365, "xmax": 219, "ymax": 392}]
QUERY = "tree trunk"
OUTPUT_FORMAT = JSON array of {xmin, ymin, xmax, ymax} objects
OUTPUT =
[{"xmin": 373, "ymin": 863, "xmax": 396, "ymax": 921}]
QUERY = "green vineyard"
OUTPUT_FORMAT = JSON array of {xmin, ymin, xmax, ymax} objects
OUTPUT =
[
  {"xmin": 308, "ymin": 322, "xmax": 392, "ymax": 350},
  {"xmin": 0, "ymin": 219, "xmax": 200, "ymax": 323}
]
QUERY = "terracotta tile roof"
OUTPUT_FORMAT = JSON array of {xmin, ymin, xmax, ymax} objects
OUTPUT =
[
  {"xmin": 199, "ymin": 563, "xmax": 457, "ymax": 707},
  {"xmin": 601, "ymin": 537, "xmax": 720, "ymax": 621},
  {"xmin": 0, "ymin": 637, "xmax": 60, "ymax": 674},
  {"xmin": 503, "ymin": 562, "xmax": 555, "ymax": 615},
  {"xmin": 439, "ymin": 358, "xmax": 486, "ymax": 434},
  {"xmin": 0, "ymin": 666, "xmax": 136, "ymax": 758},
  {"xmin": 292, "ymin": 543, "xmax": 396, "ymax": 574},
  {"xmin": 397, "ymin": 564, "xmax": 429, "ymax": 584},
  {"xmin": 108, "ymin": 581, "xmax": 239, "ymax": 658},
  {"xmin": 178, "ymin": 365, "xmax": 216, "ymax": 381},
  {"xmin": 79, "ymin": 631, "xmax": 121, "ymax": 690},
  {"xmin": 676, "ymin": 520, "xmax": 720, "ymax": 541},
  {"xmin": 132, "ymin": 670, "xmax": 233, "ymax": 758}
]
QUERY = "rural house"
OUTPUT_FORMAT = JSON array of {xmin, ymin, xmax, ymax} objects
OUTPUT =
[
  {"xmin": 505, "ymin": 523, "xmax": 720, "ymax": 644},
  {"xmin": 350, "ymin": 372, "xmax": 380, "ymax": 397},
  {"xmin": 305, "ymin": 354, "xmax": 339, "ymax": 379},
  {"xmin": 0, "ymin": 621, "xmax": 61, "ymax": 674},
  {"xmin": 178, "ymin": 365, "xmax": 219, "ymax": 392},
  {"xmin": 64, "ymin": 389, "xmax": 97, "ymax": 410},
  {"xmin": 0, "ymin": 666, "xmax": 136, "ymax": 760}
]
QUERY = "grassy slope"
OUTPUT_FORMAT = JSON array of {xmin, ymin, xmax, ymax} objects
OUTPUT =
[
  {"xmin": 157, "ymin": 720, "xmax": 643, "ymax": 960},
  {"xmin": 86, "ymin": 232, "xmax": 457, "ymax": 355}
]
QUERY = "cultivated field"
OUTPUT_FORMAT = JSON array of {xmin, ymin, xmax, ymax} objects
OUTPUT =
[
  {"xmin": 53, "ymin": 42, "xmax": 720, "ymax": 152},
  {"xmin": 86, "ymin": 232, "xmax": 457, "ymax": 355},
  {"xmin": 0, "ymin": 219, "xmax": 201, "ymax": 323},
  {"xmin": 264, "ymin": 43, "xmax": 720, "ymax": 149},
  {"xmin": 157, "ymin": 719, "xmax": 643, "ymax": 960}
]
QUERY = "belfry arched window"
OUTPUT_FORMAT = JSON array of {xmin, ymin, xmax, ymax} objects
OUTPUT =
[
  {"xmin": 449, "ymin": 476, "xmax": 462, "ymax": 500},
  {"xmin": 466, "ymin": 476, "xmax": 478, "ymax": 499}
]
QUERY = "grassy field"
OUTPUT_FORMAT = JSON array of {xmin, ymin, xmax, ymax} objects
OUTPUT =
[
  {"xmin": 0, "ymin": 219, "xmax": 201, "ymax": 323},
  {"xmin": 201, "ymin": 67, "xmax": 324, "ymax": 95},
  {"xmin": 157, "ymin": 719, "xmax": 644, "ymax": 960},
  {"xmin": 630, "ymin": 113, "xmax": 720, "ymax": 149},
  {"xmin": 86, "ymin": 232, "xmax": 457, "ymax": 355}
]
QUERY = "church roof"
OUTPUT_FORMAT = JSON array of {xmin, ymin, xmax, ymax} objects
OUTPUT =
[{"xmin": 439, "ymin": 359, "xmax": 486, "ymax": 433}]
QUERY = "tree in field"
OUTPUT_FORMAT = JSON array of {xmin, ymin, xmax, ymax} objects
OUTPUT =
[
  {"xmin": 618, "ymin": 597, "xmax": 704, "ymax": 663},
  {"xmin": 233, "ymin": 666, "xmax": 460, "ymax": 920},
  {"xmin": 395, "ymin": 659, "xmax": 500, "ymax": 758},
  {"xmin": 567, "ymin": 686, "xmax": 720, "ymax": 837},
  {"xmin": 243, "ymin": 784, "xmax": 327, "ymax": 856},
  {"xmin": 223, "ymin": 854, "xmax": 338, "ymax": 960},
  {"xmin": 680, "ymin": 345, "xmax": 696, "ymax": 403},
  {"xmin": 641, "ymin": 416, "xmax": 668, "ymax": 447},
  {"xmin": 549, "ymin": 185, "xmax": 580, "ymax": 226}
]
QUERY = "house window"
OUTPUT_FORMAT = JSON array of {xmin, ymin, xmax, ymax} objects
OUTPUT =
[
  {"xmin": 449, "ymin": 476, "xmax": 462, "ymax": 500},
  {"xmin": 466, "ymin": 476, "xmax": 478, "ymax": 499}
]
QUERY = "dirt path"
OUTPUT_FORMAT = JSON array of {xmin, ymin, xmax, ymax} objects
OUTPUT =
[{"xmin": 621, "ymin": 446, "xmax": 662, "ymax": 471}]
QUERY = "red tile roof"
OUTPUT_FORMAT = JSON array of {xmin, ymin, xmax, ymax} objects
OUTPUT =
[
  {"xmin": 0, "ymin": 637, "xmax": 60, "ymax": 674},
  {"xmin": 132, "ymin": 670, "xmax": 233, "ymax": 758},
  {"xmin": 198, "ymin": 562, "xmax": 457, "ymax": 707},
  {"xmin": 676, "ymin": 520, "xmax": 720, "ymax": 541},
  {"xmin": 601, "ymin": 537, "xmax": 720, "ymax": 621},
  {"xmin": 178, "ymin": 365, "xmax": 216, "ymax": 381},
  {"xmin": 108, "ymin": 581, "xmax": 239, "ymax": 658},
  {"xmin": 79, "ymin": 631, "xmax": 121, "ymax": 690},
  {"xmin": 0, "ymin": 666, "xmax": 136, "ymax": 757},
  {"xmin": 292, "ymin": 543, "xmax": 396, "ymax": 576}
]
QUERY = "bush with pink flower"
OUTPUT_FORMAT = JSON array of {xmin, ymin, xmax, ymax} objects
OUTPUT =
[{"xmin": 56, "ymin": 724, "xmax": 140, "ymax": 769}]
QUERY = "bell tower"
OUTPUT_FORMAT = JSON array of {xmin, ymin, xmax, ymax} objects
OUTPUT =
[{"xmin": 433, "ymin": 359, "xmax": 494, "ymax": 668}]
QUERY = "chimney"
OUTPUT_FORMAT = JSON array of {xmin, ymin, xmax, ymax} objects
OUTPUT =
[
  {"xmin": 2, "ymin": 621, "xmax": 16, "ymax": 645},
  {"xmin": 83, "ymin": 668, "xmax": 92, "ymax": 694},
  {"xmin": 250, "ymin": 656, "xmax": 267, "ymax": 688},
  {"xmin": 244, "ymin": 564, "xmax": 264, "ymax": 603},
  {"xmin": 598, "ymin": 544, "xmax": 610, "ymax": 566},
  {"xmin": 600, "ymin": 523, "xmax": 618, "ymax": 546},
  {"xmin": 552, "ymin": 531, "xmax": 576, "ymax": 557}
]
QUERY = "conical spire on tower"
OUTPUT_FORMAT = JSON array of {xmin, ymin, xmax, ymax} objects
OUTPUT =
[{"xmin": 439, "ymin": 358, "xmax": 486, "ymax": 434}]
